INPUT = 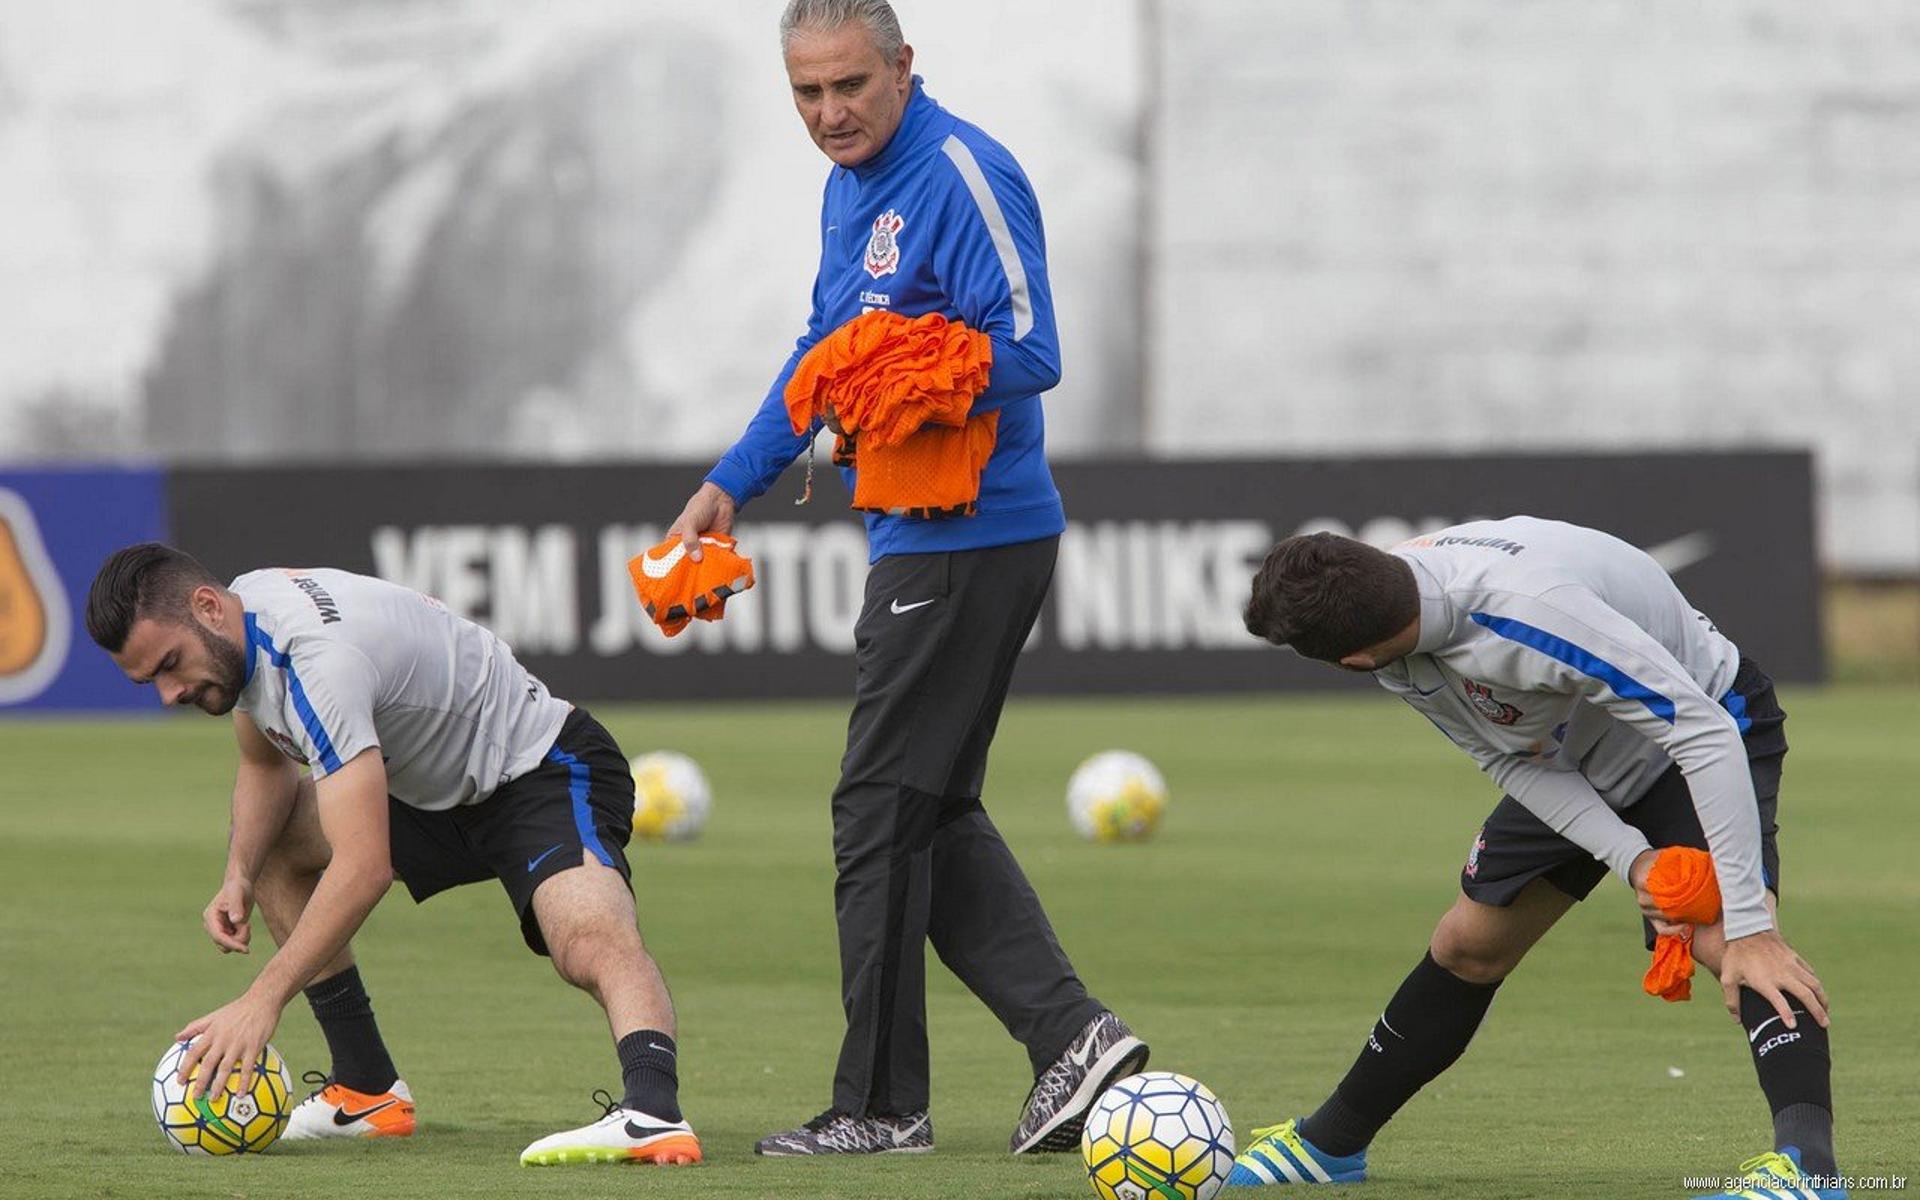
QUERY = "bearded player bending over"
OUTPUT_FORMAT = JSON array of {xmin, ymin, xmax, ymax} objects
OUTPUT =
[
  {"xmin": 1229, "ymin": 517, "xmax": 1841, "ymax": 1200},
  {"xmin": 87, "ymin": 543, "xmax": 699, "ymax": 1167}
]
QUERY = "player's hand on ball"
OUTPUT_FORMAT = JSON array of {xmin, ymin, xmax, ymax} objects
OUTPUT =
[
  {"xmin": 176, "ymin": 991, "xmax": 281, "ymax": 1104},
  {"xmin": 1719, "ymin": 930, "xmax": 1829, "ymax": 1030},
  {"xmin": 203, "ymin": 877, "xmax": 253, "ymax": 954},
  {"xmin": 666, "ymin": 482, "xmax": 736, "ymax": 562}
]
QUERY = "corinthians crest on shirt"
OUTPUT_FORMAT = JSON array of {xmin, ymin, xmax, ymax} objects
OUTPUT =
[
  {"xmin": 1462, "ymin": 678, "xmax": 1523, "ymax": 726},
  {"xmin": 264, "ymin": 726, "xmax": 310, "ymax": 765},
  {"xmin": 864, "ymin": 209, "xmax": 905, "ymax": 278}
]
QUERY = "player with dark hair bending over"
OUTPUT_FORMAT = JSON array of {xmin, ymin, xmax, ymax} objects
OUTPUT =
[
  {"xmin": 86, "ymin": 543, "xmax": 700, "ymax": 1168},
  {"xmin": 1229, "ymin": 517, "xmax": 1842, "ymax": 1199}
]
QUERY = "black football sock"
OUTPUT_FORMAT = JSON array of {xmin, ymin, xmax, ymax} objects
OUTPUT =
[
  {"xmin": 618, "ymin": 1030, "xmax": 682, "ymax": 1121},
  {"xmin": 1298, "ymin": 952, "xmax": 1502, "ymax": 1156},
  {"xmin": 303, "ymin": 964, "xmax": 398, "ymax": 1094},
  {"xmin": 1739, "ymin": 989, "xmax": 1835, "ymax": 1175}
]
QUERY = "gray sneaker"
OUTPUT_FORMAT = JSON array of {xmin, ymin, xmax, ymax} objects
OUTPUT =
[
  {"xmin": 1010, "ymin": 1011, "xmax": 1150, "ymax": 1154},
  {"xmin": 754, "ymin": 1109, "xmax": 933, "ymax": 1156}
]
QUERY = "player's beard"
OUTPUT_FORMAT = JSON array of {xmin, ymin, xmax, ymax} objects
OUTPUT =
[{"xmin": 188, "ymin": 622, "xmax": 248, "ymax": 715}]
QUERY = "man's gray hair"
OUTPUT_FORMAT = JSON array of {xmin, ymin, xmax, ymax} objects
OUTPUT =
[{"xmin": 779, "ymin": 0, "xmax": 905, "ymax": 60}]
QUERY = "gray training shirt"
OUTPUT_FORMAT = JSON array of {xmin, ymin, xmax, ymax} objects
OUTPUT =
[
  {"xmin": 1371, "ymin": 516, "xmax": 1770, "ymax": 939},
  {"xmin": 231, "ymin": 568, "xmax": 570, "ymax": 811}
]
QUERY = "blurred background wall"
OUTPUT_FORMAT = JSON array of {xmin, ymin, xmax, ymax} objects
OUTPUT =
[{"xmin": 1, "ymin": 0, "xmax": 1913, "ymax": 578}]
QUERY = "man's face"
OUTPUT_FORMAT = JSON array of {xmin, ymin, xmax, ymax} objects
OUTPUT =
[
  {"xmin": 113, "ymin": 602, "xmax": 247, "ymax": 715},
  {"xmin": 785, "ymin": 23, "xmax": 913, "ymax": 168}
]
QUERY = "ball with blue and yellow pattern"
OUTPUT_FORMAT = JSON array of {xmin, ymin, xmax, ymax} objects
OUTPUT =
[
  {"xmin": 150, "ymin": 1038, "xmax": 293, "ymax": 1155},
  {"xmin": 1082, "ymin": 1071, "xmax": 1235, "ymax": 1200}
]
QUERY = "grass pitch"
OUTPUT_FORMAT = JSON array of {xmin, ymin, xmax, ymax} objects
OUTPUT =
[{"xmin": 1, "ymin": 688, "xmax": 1914, "ymax": 1199}]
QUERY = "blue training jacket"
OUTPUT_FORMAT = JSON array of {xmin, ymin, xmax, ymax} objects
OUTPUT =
[{"xmin": 705, "ymin": 78, "xmax": 1066, "ymax": 562}]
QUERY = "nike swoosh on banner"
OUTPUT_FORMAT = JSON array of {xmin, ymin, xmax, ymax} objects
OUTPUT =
[
  {"xmin": 527, "ymin": 843, "xmax": 565, "ymax": 872},
  {"xmin": 640, "ymin": 543, "xmax": 689, "ymax": 579},
  {"xmin": 335, "ymin": 1100, "xmax": 397, "ymax": 1125},
  {"xmin": 890, "ymin": 598, "xmax": 935, "ymax": 615},
  {"xmin": 1641, "ymin": 531, "xmax": 1715, "ymax": 575},
  {"xmin": 625, "ymin": 1120, "xmax": 686, "ymax": 1140}
]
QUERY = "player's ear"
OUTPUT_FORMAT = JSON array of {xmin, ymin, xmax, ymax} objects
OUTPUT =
[
  {"xmin": 1337, "ymin": 651, "xmax": 1375, "ymax": 671},
  {"xmin": 188, "ymin": 584, "xmax": 225, "ymax": 629}
]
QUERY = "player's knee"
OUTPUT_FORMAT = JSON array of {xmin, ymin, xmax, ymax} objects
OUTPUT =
[
  {"xmin": 545, "ymin": 927, "xmax": 598, "ymax": 989},
  {"xmin": 258, "ymin": 833, "xmax": 325, "ymax": 886},
  {"xmin": 546, "ymin": 919, "xmax": 641, "ymax": 991},
  {"xmin": 1429, "ymin": 923, "xmax": 1523, "ymax": 985}
]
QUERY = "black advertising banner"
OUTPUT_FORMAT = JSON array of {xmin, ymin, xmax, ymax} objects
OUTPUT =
[{"xmin": 168, "ymin": 451, "xmax": 1821, "ymax": 700}]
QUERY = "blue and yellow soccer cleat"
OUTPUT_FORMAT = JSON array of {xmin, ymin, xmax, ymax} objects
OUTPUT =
[
  {"xmin": 1701, "ymin": 1148, "xmax": 1846, "ymax": 1199},
  {"xmin": 1226, "ymin": 1119, "xmax": 1366, "ymax": 1187}
]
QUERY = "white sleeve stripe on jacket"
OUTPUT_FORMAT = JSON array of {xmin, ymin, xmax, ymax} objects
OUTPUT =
[
  {"xmin": 941, "ymin": 134, "xmax": 1033, "ymax": 341},
  {"xmin": 1469, "ymin": 611, "xmax": 1676, "ymax": 723}
]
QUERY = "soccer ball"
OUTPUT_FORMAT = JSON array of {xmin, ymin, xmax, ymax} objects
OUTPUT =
[
  {"xmin": 629, "ymin": 751, "xmax": 711, "ymax": 842},
  {"xmin": 1067, "ymin": 750, "xmax": 1168, "ymax": 842},
  {"xmin": 150, "ymin": 1038, "xmax": 293, "ymax": 1155},
  {"xmin": 1082, "ymin": 1071, "xmax": 1236, "ymax": 1200}
]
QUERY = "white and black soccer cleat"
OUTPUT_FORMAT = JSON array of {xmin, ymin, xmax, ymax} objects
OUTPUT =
[
  {"xmin": 282, "ymin": 1072, "xmax": 416, "ymax": 1141},
  {"xmin": 754, "ymin": 1109, "xmax": 933, "ymax": 1156},
  {"xmin": 519, "ymin": 1090, "xmax": 701, "ymax": 1166},
  {"xmin": 1010, "ymin": 1011, "xmax": 1150, "ymax": 1154}
]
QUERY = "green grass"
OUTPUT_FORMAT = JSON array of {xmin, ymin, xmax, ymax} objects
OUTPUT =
[{"xmin": 1, "ymin": 689, "xmax": 1915, "ymax": 1199}]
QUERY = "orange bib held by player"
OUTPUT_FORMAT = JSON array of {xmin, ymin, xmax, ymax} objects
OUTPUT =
[
  {"xmin": 784, "ymin": 310, "xmax": 995, "ymax": 518},
  {"xmin": 1642, "ymin": 845, "xmax": 1722, "ymax": 1002}
]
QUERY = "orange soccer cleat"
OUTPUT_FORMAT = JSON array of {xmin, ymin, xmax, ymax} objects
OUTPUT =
[{"xmin": 281, "ymin": 1073, "xmax": 417, "ymax": 1141}]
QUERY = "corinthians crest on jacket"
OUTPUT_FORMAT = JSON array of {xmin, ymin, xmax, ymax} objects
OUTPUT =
[
  {"xmin": 864, "ymin": 209, "xmax": 905, "ymax": 278},
  {"xmin": 1462, "ymin": 678, "xmax": 1524, "ymax": 726}
]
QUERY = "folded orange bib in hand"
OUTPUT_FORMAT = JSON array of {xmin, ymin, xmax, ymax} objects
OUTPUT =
[
  {"xmin": 1642, "ymin": 845, "xmax": 1722, "ymax": 1002},
  {"xmin": 627, "ymin": 534, "xmax": 755, "ymax": 637},
  {"xmin": 784, "ymin": 310, "xmax": 996, "ymax": 517}
]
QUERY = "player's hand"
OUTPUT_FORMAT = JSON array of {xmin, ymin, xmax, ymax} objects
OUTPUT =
[
  {"xmin": 203, "ymin": 877, "xmax": 254, "ymax": 954},
  {"xmin": 1719, "ymin": 929, "xmax": 1829, "ymax": 1030},
  {"xmin": 666, "ymin": 482, "xmax": 737, "ymax": 563},
  {"xmin": 1628, "ymin": 848, "xmax": 1689, "ymax": 937},
  {"xmin": 175, "ymin": 989, "xmax": 282, "ymax": 1104}
]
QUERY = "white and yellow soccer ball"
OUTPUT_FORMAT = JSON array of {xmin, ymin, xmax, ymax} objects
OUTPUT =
[
  {"xmin": 151, "ymin": 1038, "xmax": 293, "ymax": 1155},
  {"xmin": 629, "ymin": 750, "xmax": 712, "ymax": 842},
  {"xmin": 1082, "ymin": 1071, "xmax": 1236, "ymax": 1200},
  {"xmin": 1067, "ymin": 750, "xmax": 1168, "ymax": 843}
]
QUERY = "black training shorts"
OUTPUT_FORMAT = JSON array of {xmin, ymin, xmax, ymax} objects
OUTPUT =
[
  {"xmin": 1460, "ymin": 656, "xmax": 1785, "ymax": 946},
  {"xmin": 386, "ymin": 706, "xmax": 634, "ymax": 956}
]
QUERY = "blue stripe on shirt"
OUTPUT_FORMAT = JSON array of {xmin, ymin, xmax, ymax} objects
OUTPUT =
[
  {"xmin": 1469, "ymin": 611, "xmax": 1677, "ymax": 725},
  {"xmin": 246, "ymin": 617, "xmax": 344, "ymax": 773},
  {"xmin": 1719, "ymin": 688, "xmax": 1752, "ymax": 734}
]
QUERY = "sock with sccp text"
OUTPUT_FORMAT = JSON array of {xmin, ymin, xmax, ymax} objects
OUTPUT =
[{"xmin": 1739, "ymin": 988, "xmax": 1835, "ymax": 1176}]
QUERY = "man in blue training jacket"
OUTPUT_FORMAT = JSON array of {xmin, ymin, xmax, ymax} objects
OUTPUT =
[{"xmin": 665, "ymin": 0, "xmax": 1147, "ymax": 1160}]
